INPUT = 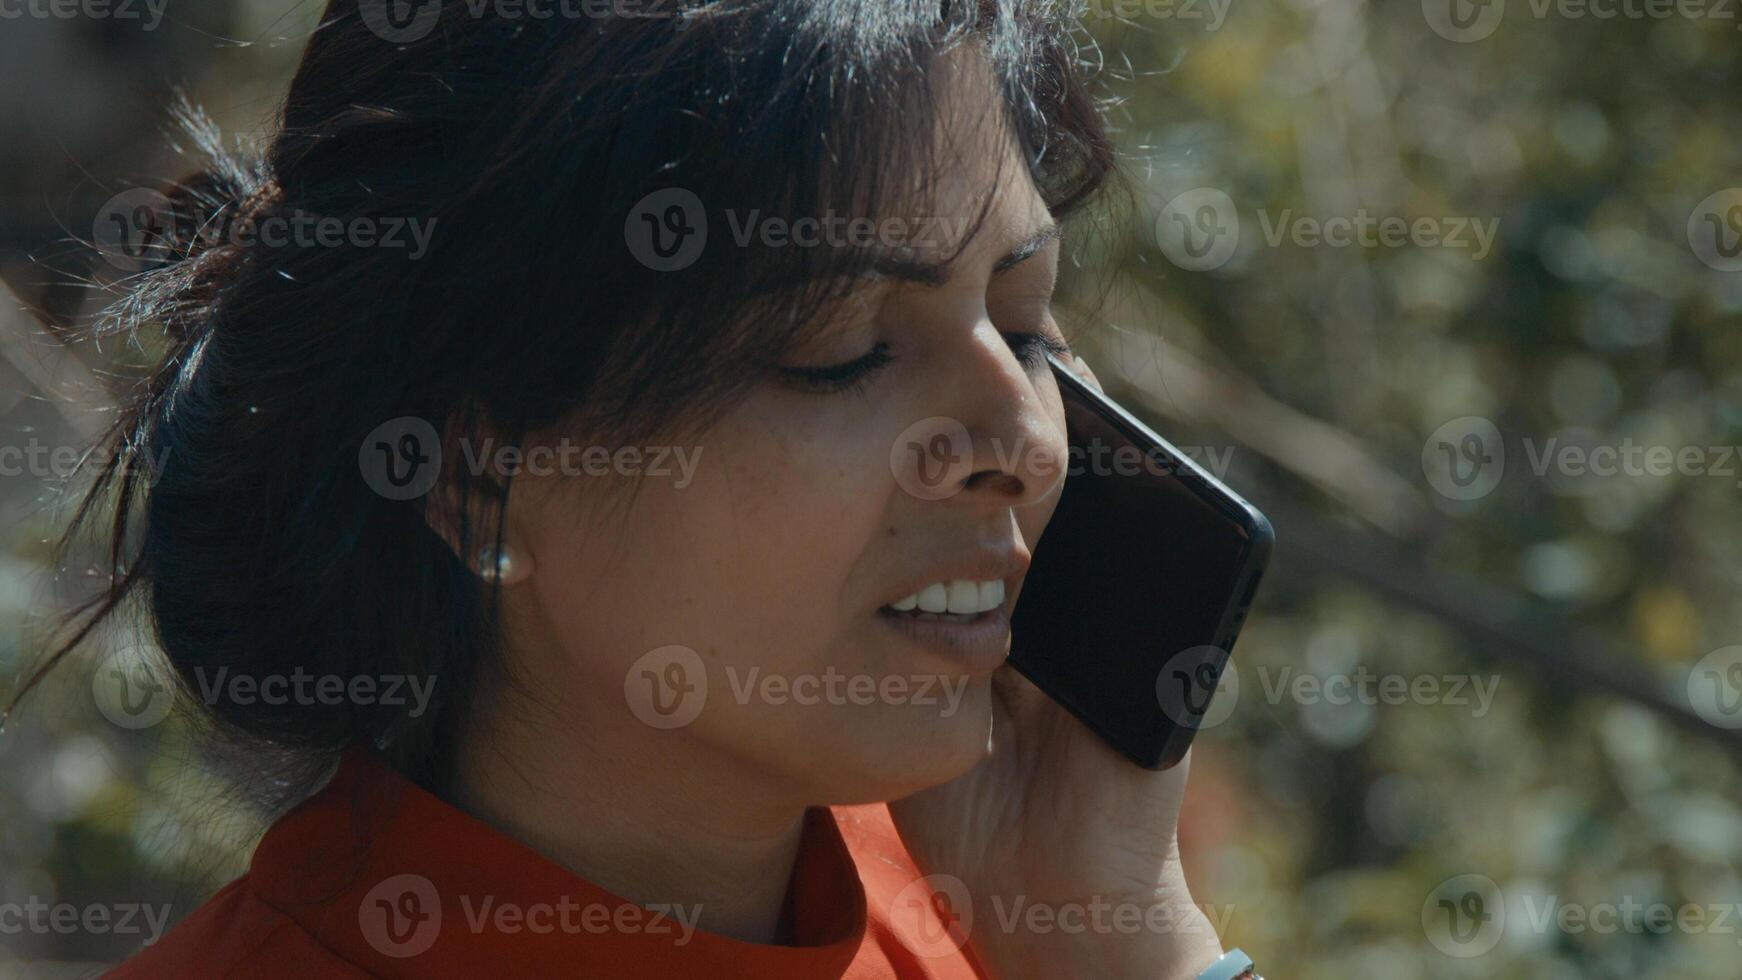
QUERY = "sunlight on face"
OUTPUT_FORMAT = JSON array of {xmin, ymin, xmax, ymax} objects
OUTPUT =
[{"xmin": 498, "ymin": 49, "xmax": 1072, "ymax": 805}]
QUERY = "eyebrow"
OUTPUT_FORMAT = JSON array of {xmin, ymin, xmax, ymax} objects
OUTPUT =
[{"xmin": 864, "ymin": 222, "xmax": 1062, "ymax": 287}]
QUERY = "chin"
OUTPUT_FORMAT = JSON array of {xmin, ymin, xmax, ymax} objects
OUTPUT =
[{"xmin": 805, "ymin": 683, "xmax": 996, "ymax": 804}]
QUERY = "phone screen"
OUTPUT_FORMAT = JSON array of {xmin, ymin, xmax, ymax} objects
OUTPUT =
[{"xmin": 1008, "ymin": 356, "xmax": 1272, "ymax": 769}]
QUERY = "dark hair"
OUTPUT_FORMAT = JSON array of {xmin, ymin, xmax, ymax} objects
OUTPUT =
[{"xmin": 15, "ymin": 0, "xmax": 1116, "ymax": 798}]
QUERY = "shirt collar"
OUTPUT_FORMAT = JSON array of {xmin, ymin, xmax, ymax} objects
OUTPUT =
[{"xmin": 247, "ymin": 745, "xmax": 866, "ymax": 978}]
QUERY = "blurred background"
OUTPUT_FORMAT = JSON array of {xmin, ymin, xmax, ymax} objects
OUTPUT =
[{"xmin": 2, "ymin": 1, "xmax": 1740, "ymax": 977}]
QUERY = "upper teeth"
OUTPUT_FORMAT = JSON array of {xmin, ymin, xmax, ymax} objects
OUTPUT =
[{"xmin": 889, "ymin": 579, "xmax": 1006, "ymax": 615}]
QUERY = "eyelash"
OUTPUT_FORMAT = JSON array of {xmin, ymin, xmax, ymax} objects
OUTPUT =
[{"xmin": 780, "ymin": 333, "xmax": 1071, "ymax": 395}]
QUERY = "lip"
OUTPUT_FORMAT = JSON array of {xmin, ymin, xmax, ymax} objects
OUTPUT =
[
  {"xmin": 876, "ymin": 604, "xmax": 1013, "ymax": 675},
  {"xmin": 877, "ymin": 549, "xmax": 1032, "ymax": 613}
]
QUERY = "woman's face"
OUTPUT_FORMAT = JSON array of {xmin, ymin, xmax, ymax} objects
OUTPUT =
[{"xmin": 496, "ymin": 61, "xmax": 1072, "ymax": 804}]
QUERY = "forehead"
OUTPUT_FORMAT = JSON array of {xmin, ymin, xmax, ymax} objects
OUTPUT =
[{"xmin": 851, "ymin": 52, "xmax": 1056, "ymax": 285}]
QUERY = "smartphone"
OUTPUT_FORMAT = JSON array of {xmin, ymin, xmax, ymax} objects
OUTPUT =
[{"xmin": 1008, "ymin": 352, "xmax": 1274, "ymax": 770}]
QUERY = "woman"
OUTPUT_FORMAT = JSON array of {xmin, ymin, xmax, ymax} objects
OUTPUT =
[{"xmin": 24, "ymin": 1, "xmax": 1262, "ymax": 977}]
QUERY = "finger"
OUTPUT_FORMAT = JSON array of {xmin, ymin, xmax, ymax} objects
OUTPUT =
[{"xmin": 1071, "ymin": 352, "xmax": 1104, "ymax": 393}]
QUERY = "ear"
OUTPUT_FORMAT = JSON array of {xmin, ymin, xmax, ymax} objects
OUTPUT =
[{"xmin": 421, "ymin": 414, "xmax": 535, "ymax": 586}]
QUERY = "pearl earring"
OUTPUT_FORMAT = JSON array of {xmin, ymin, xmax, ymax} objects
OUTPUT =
[{"xmin": 476, "ymin": 546, "xmax": 515, "ymax": 582}]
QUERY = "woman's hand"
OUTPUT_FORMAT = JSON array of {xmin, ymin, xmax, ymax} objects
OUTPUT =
[{"xmin": 887, "ymin": 356, "xmax": 1225, "ymax": 980}]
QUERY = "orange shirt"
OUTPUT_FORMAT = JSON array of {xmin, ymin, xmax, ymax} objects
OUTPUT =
[{"xmin": 109, "ymin": 747, "xmax": 988, "ymax": 979}]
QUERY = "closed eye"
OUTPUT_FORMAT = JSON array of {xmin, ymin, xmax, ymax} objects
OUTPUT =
[
  {"xmin": 1005, "ymin": 332, "xmax": 1071, "ymax": 370},
  {"xmin": 779, "ymin": 342, "xmax": 896, "ymax": 394},
  {"xmin": 780, "ymin": 332, "xmax": 1067, "ymax": 397}
]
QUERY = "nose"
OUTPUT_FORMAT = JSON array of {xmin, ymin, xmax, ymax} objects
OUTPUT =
[{"xmin": 891, "ymin": 321, "xmax": 1067, "ymax": 509}]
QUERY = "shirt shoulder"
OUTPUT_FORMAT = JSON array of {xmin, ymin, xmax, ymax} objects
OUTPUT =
[
  {"xmin": 106, "ymin": 877, "xmax": 370, "ymax": 979},
  {"xmin": 831, "ymin": 803, "xmax": 988, "ymax": 980}
]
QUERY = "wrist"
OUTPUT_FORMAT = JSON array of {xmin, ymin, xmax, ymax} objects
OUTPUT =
[{"xmin": 967, "ymin": 893, "xmax": 1224, "ymax": 980}]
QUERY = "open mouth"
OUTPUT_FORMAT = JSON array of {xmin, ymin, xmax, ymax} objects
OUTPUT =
[{"xmin": 879, "ymin": 579, "xmax": 1006, "ymax": 622}]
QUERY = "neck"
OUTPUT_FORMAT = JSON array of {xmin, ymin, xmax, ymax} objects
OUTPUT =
[{"xmin": 445, "ymin": 675, "xmax": 811, "ymax": 945}]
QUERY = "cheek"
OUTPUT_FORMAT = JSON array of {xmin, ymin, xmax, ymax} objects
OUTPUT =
[{"xmin": 527, "ymin": 401, "xmax": 897, "ymax": 676}]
